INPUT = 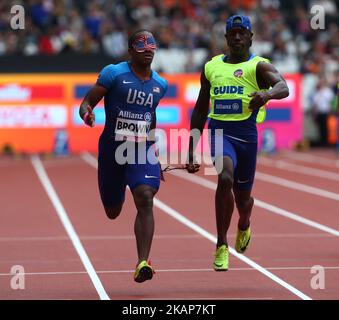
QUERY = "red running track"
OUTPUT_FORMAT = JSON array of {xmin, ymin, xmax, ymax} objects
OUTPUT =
[{"xmin": 0, "ymin": 148, "xmax": 338, "ymax": 300}]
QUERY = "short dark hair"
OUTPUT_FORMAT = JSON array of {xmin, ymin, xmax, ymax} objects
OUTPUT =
[{"xmin": 128, "ymin": 29, "xmax": 152, "ymax": 49}]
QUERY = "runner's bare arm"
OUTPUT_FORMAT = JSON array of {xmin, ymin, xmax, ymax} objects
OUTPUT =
[
  {"xmin": 187, "ymin": 70, "xmax": 211, "ymax": 172},
  {"xmin": 79, "ymin": 84, "xmax": 108, "ymax": 127},
  {"xmin": 248, "ymin": 62, "xmax": 289, "ymax": 111}
]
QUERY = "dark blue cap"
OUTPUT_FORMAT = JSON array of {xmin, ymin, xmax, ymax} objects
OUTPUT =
[{"xmin": 226, "ymin": 15, "xmax": 252, "ymax": 32}]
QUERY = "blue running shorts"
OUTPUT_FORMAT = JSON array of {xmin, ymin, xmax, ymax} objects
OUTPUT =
[
  {"xmin": 98, "ymin": 137, "xmax": 160, "ymax": 207},
  {"xmin": 209, "ymin": 126, "xmax": 258, "ymax": 191}
]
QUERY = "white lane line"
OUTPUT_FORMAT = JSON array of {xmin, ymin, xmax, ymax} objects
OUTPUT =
[
  {"xmin": 255, "ymin": 171, "xmax": 339, "ymax": 201},
  {"xmin": 81, "ymin": 151, "xmax": 97, "ymax": 167},
  {"xmin": 3, "ymin": 266, "xmax": 338, "ymax": 276},
  {"xmin": 258, "ymin": 157, "xmax": 339, "ymax": 181},
  {"xmin": 255, "ymin": 199, "xmax": 339, "ymax": 237},
  {"xmin": 81, "ymin": 152, "xmax": 311, "ymax": 300},
  {"xmin": 0, "ymin": 232, "xmax": 334, "ymax": 242},
  {"xmin": 153, "ymin": 198, "xmax": 311, "ymax": 300},
  {"xmin": 30, "ymin": 155, "xmax": 110, "ymax": 300},
  {"xmin": 283, "ymin": 152, "xmax": 339, "ymax": 168},
  {"xmin": 142, "ymin": 297, "xmax": 274, "ymax": 300},
  {"xmin": 171, "ymin": 170, "xmax": 339, "ymax": 237},
  {"xmin": 0, "ymin": 234, "xmax": 203, "ymax": 242}
]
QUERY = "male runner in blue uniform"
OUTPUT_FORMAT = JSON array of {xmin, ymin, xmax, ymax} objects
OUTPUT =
[
  {"xmin": 79, "ymin": 30, "xmax": 168, "ymax": 283},
  {"xmin": 186, "ymin": 15, "xmax": 289, "ymax": 270}
]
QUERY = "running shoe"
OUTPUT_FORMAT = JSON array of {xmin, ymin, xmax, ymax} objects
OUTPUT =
[
  {"xmin": 235, "ymin": 226, "xmax": 251, "ymax": 253},
  {"xmin": 213, "ymin": 244, "xmax": 229, "ymax": 271},
  {"xmin": 134, "ymin": 260, "xmax": 154, "ymax": 283}
]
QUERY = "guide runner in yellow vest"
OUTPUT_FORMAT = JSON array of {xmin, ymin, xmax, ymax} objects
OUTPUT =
[
  {"xmin": 186, "ymin": 15, "xmax": 289, "ymax": 271},
  {"xmin": 205, "ymin": 54, "xmax": 269, "ymax": 124}
]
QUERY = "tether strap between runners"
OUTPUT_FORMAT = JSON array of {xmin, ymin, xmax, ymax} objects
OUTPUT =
[{"xmin": 161, "ymin": 165, "xmax": 186, "ymax": 173}]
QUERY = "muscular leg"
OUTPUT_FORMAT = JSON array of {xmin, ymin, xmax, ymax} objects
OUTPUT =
[
  {"xmin": 215, "ymin": 156, "xmax": 235, "ymax": 247},
  {"xmin": 98, "ymin": 146, "xmax": 126, "ymax": 220},
  {"xmin": 233, "ymin": 189, "xmax": 254, "ymax": 230},
  {"xmin": 131, "ymin": 185, "xmax": 157, "ymax": 264},
  {"xmin": 104, "ymin": 203, "xmax": 124, "ymax": 220}
]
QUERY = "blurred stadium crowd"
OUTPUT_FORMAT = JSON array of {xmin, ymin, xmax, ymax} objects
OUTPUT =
[
  {"xmin": 0, "ymin": 0, "xmax": 338, "ymax": 77},
  {"xmin": 0, "ymin": 0, "xmax": 337, "ymax": 150}
]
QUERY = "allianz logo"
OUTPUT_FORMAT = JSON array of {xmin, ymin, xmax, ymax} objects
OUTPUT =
[{"xmin": 215, "ymin": 102, "xmax": 240, "ymax": 110}]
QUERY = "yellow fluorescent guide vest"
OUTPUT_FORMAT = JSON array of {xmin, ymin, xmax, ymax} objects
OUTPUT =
[{"xmin": 204, "ymin": 54, "xmax": 270, "ymax": 123}]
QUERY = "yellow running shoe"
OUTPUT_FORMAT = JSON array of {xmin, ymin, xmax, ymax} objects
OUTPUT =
[
  {"xmin": 235, "ymin": 226, "xmax": 251, "ymax": 253},
  {"xmin": 213, "ymin": 245, "xmax": 229, "ymax": 271},
  {"xmin": 134, "ymin": 260, "xmax": 154, "ymax": 283}
]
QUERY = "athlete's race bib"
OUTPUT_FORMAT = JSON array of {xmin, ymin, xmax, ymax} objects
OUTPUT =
[
  {"xmin": 115, "ymin": 117, "xmax": 150, "ymax": 140},
  {"xmin": 214, "ymin": 99, "xmax": 243, "ymax": 114}
]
